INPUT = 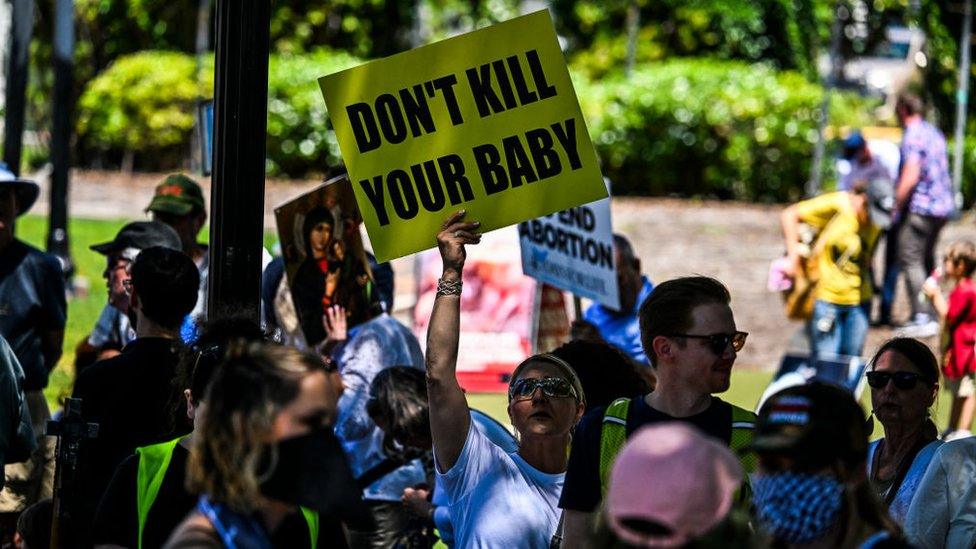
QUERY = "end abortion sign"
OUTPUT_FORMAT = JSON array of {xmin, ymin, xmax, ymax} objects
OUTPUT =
[
  {"xmin": 319, "ymin": 10, "xmax": 607, "ymax": 262},
  {"xmin": 518, "ymin": 196, "xmax": 619, "ymax": 310}
]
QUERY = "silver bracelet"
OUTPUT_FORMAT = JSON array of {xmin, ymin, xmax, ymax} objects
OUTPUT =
[{"xmin": 436, "ymin": 277, "xmax": 463, "ymax": 297}]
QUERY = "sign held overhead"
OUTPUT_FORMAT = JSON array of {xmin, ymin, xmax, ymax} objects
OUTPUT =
[{"xmin": 319, "ymin": 10, "xmax": 608, "ymax": 262}]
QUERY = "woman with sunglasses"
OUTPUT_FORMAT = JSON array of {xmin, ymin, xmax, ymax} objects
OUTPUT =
[
  {"xmin": 750, "ymin": 382, "xmax": 908, "ymax": 548},
  {"xmin": 865, "ymin": 338, "xmax": 942, "ymax": 525},
  {"xmin": 426, "ymin": 211, "xmax": 586, "ymax": 548}
]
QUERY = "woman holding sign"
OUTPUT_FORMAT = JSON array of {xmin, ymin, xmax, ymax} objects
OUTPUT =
[{"xmin": 426, "ymin": 211, "xmax": 585, "ymax": 548}]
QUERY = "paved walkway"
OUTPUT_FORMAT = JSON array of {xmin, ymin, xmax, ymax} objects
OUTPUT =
[{"xmin": 42, "ymin": 169, "xmax": 976, "ymax": 370}]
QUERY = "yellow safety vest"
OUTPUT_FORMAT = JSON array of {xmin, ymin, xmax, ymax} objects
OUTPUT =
[
  {"xmin": 135, "ymin": 438, "xmax": 319, "ymax": 549},
  {"xmin": 597, "ymin": 397, "xmax": 757, "ymax": 496}
]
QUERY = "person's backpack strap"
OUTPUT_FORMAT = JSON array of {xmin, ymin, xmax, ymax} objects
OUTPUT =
[
  {"xmin": 729, "ymin": 404, "xmax": 757, "ymax": 474},
  {"xmin": 300, "ymin": 506, "xmax": 319, "ymax": 549},
  {"xmin": 599, "ymin": 397, "xmax": 632, "ymax": 496},
  {"xmin": 135, "ymin": 437, "xmax": 185, "ymax": 549}
]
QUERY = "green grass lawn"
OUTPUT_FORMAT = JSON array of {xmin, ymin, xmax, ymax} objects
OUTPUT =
[
  {"xmin": 470, "ymin": 370, "xmax": 962, "ymax": 441},
  {"xmin": 468, "ymin": 370, "xmax": 775, "ymax": 428},
  {"xmin": 19, "ymin": 214, "xmax": 962, "ymax": 441},
  {"xmin": 16, "ymin": 215, "xmax": 280, "ymax": 411},
  {"xmin": 16, "ymin": 215, "xmax": 130, "ymax": 410}
]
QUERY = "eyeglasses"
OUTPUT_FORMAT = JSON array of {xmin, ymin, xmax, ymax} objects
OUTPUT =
[
  {"xmin": 121, "ymin": 278, "xmax": 134, "ymax": 294},
  {"xmin": 508, "ymin": 377, "xmax": 579, "ymax": 402},
  {"xmin": 866, "ymin": 371, "xmax": 930, "ymax": 390},
  {"xmin": 663, "ymin": 331, "xmax": 748, "ymax": 355},
  {"xmin": 190, "ymin": 343, "xmax": 222, "ymax": 373}
]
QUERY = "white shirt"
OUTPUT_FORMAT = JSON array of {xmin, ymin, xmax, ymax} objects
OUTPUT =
[
  {"xmin": 840, "ymin": 156, "xmax": 894, "ymax": 191},
  {"xmin": 866, "ymin": 438, "xmax": 942, "ymax": 526},
  {"xmin": 903, "ymin": 437, "xmax": 976, "ymax": 549},
  {"xmin": 87, "ymin": 304, "xmax": 135, "ymax": 348},
  {"xmin": 432, "ymin": 409, "xmax": 518, "ymax": 546},
  {"xmin": 437, "ymin": 421, "xmax": 563, "ymax": 549}
]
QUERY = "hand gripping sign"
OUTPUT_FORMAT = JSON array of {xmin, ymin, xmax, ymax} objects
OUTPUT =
[{"xmin": 319, "ymin": 10, "xmax": 608, "ymax": 262}]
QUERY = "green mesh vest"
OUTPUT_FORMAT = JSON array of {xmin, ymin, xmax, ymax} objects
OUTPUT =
[
  {"xmin": 597, "ymin": 397, "xmax": 757, "ymax": 495},
  {"xmin": 135, "ymin": 438, "xmax": 319, "ymax": 549}
]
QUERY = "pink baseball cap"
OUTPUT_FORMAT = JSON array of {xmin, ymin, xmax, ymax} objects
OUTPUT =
[{"xmin": 605, "ymin": 423, "xmax": 743, "ymax": 547}]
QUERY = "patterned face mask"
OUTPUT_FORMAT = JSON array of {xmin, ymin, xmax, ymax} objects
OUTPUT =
[{"xmin": 753, "ymin": 472, "xmax": 844, "ymax": 544}]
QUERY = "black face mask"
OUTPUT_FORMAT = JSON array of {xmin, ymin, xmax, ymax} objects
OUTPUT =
[{"xmin": 259, "ymin": 427, "xmax": 365, "ymax": 520}]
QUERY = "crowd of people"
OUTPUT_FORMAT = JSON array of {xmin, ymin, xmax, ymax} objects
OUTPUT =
[{"xmin": 0, "ymin": 91, "xmax": 970, "ymax": 549}]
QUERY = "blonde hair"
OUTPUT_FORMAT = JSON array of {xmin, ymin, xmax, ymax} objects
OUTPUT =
[{"xmin": 185, "ymin": 341, "xmax": 326, "ymax": 512}]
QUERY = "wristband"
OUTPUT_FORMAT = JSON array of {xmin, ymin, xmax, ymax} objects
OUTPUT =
[{"xmin": 436, "ymin": 277, "xmax": 463, "ymax": 297}]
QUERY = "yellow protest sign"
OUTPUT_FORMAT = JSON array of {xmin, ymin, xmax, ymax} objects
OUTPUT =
[{"xmin": 319, "ymin": 10, "xmax": 608, "ymax": 262}]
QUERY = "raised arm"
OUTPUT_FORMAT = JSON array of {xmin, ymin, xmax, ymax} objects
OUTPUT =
[{"xmin": 426, "ymin": 211, "xmax": 481, "ymax": 471}]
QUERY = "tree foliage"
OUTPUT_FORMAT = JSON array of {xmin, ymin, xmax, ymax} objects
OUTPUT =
[
  {"xmin": 75, "ymin": 49, "xmax": 364, "ymax": 176},
  {"xmin": 75, "ymin": 51, "xmax": 211, "ymax": 169},
  {"xmin": 552, "ymin": 0, "xmax": 824, "ymax": 79}
]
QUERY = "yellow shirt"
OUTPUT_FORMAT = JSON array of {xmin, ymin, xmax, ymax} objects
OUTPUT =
[{"xmin": 796, "ymin": 192, "xmax": 881, "ymax": 306}]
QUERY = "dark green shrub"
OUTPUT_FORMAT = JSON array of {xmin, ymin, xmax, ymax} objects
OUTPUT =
[
  {"xmin": 957, "ymin": 137, "xmax": 976, "ymax": 208},
  {"xmin": 76, "ymin": 51, "xmax": 212, "ymax": 170},
  {"xmin": 76, "ymin": 49, "xmax": 362, "ymax": 176},
  {"xmin": 573, "ymin": 59, "xmax": 878, "ymax": 202},
  {"xmin": 266, "ymin": 50, "xmax": 363, "ymax": 177}
]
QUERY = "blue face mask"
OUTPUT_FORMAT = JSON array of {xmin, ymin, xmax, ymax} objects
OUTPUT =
[{"xmin": 753, "ymin": 472, "xmax": 844, "ymax": 544}]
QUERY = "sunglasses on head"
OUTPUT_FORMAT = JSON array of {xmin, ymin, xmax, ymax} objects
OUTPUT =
[
  {"xmin": 509, "ymin": 377, "xmax": 579, "ymax": 402},
  {"xmin": 866, "ymin": 371, "xmax": 930, "ymax": 390},
  {"xmin": 664, "ymin": 331, "xmax": 748, "ymax": 355}
]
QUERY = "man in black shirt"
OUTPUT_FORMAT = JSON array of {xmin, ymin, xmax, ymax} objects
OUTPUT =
[
  {"xmin": 76, "ymin": 221, "xmax": 181, "ymax": 374},
  {"xmin": 0, "ymin": 164, "xmax": 66, "ymax": 522},
  {"xmin": 72, "ymin": 246, "xmax": 199, "ymax": 541},
  {"xmin": 558, "ymin": 276, "xmax": 757, "ymax": 549}
]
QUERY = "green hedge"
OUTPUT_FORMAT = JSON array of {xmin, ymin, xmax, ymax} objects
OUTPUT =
[
  {"xmin": 78, "ymin": 53, "xmax": 896, "ymax": 202},
  {"xmin": 958, "ymin": 137, "xmax": 976, "ymax": 208},
  {"xmin": 265, "ymin": 50, "xmax": 363, "ymax": 177},
  {"xmin": 76, "ymin": 49, "xmax": 362, "ymax": 176},
  {"xmin": 574, "ymin": 59, "xmax": 878, "ymax": 202},
  {"xmin": 76, "ymin": 51, "xmax": 212, "ymax": 168}
]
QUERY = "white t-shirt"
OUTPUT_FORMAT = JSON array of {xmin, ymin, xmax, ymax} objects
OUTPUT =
[
  {"xmin": 904, "ymin": 437, "xmax": 976, "ymax": 549},
  {"xmin": 437, "ymin": 421, "xmax": 563, "ymax": 549}
]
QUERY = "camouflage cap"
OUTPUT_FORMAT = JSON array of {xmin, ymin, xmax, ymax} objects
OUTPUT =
[{"xmin": 145, "ymin": 174, "xmax": 206, "ymax": 216}]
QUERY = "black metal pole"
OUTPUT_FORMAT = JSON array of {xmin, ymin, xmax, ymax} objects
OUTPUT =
[
  {"xmin": 49, "ymin": 0, "xmax": 73, "ymax": 279},
  {"xmin": 207, "ymin": 0, "xmax": 270, "ymax": 322},
  {"xmin": 3, "ymin": 0, "xmax": 34, "ymax": 174}
]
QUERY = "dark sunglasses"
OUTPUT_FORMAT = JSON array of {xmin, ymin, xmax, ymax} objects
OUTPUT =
[
  {"xmin": 509, "ymin": 377, "xmax": 579, "ymax": 402},
  {"xmin": 664, "ymin": 331, "xmax": 748, "ymax": 355},
  {"xmin": 866, "ymin": 371, "xmax": 931, "ymax": 390}
]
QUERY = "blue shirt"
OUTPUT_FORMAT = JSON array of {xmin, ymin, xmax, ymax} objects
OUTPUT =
[
  {"xmin": 0, "ymin": 240, "xmax": 66, "ymax": 390},
  {"xmin": 583, "ymin": 276, "xmax": 653, "ymax": 364},
  {"xmin": 334, "ymin": 313, "xmax": 426, "ymax": 502}
]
